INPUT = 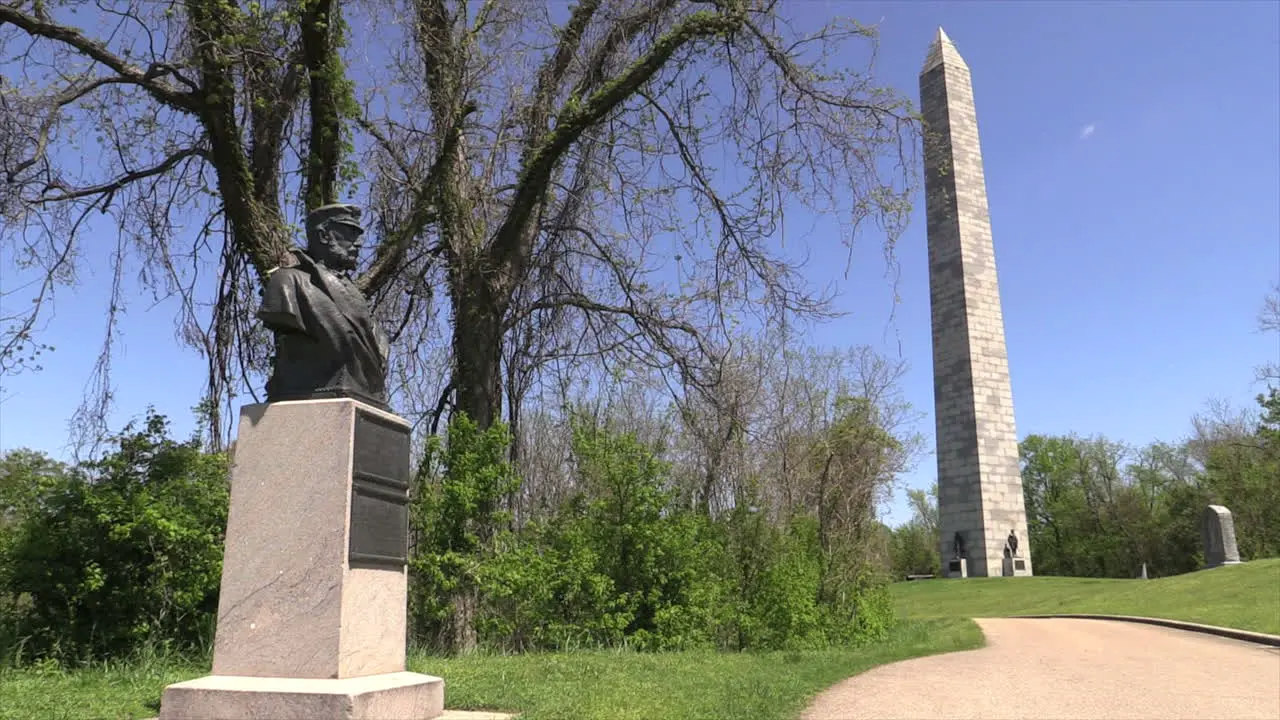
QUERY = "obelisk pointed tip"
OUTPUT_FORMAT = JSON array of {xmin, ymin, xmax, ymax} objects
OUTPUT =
[{"xmin": 922, "ymin": 26, "xmax": 966, "ymax": 73}]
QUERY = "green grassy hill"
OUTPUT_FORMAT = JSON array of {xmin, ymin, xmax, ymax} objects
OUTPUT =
[
  {"xmin": 0, "ymin": 620, "xmax": 985, "ymax": 720},
  {"xmin": 891, "ymin": 558, "xmax": 1280, "ymax": 635}
]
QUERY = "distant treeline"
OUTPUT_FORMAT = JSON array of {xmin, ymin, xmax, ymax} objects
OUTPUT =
[
  {"xmin": 889, "ymin": 388, "xmax": 1280, "ymax": 580},
  {"xmin": 3, "ymin": 359, "xmax": 1276, "ymax": 666}
]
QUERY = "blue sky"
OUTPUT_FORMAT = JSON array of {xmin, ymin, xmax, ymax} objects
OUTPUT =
[{"xmin": 1, "ymin": 1, "xmax": 1277, "ymax": 526}]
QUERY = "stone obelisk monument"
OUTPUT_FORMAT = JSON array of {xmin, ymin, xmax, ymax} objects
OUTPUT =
[{"xmin": 920, "ymin": 29, "xmax": 1033, "ymax": 578}]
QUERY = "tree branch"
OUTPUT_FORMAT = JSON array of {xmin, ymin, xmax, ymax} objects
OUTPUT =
[
  {"xmin": 0, "ymin": 6, "xmax": 202, "ymax": 113},
  {"xmin": 185, "ymin": 0, "xmax": 290, "ymax": 280},
  {"xmin": 358, "ymin": 101, "xmax": 476, "ymax": 296},
  {"xmin": 246, "ymin": 39, "xmax": 307, "ymax": 210},
  {"xmin": 301, "ymin": 0, "xmax": 343, "ymax": 210},
  {"xmin": 33, "ymin": 147, "xmax": 203, "ymax": 204},
  {"xmin": 524, "ymin": 0, "xmax": 602, "ymax": 132},
  {"xmin": 489, "ymin": 7, "xmax": 742, "ymax": 288}
]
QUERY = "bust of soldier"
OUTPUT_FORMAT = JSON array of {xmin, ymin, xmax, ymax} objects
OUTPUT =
[{"xmin": 258, "ymin": 203, "xmax": 390, "ymax": 409}]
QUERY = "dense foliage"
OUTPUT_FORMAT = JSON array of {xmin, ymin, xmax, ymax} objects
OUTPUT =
[
  {"xmin": 2, "ymin": 370, "xmax": 1272, "ymax": 664},
  {"xmin": 0, "ymin": 412, "xmax": 228, "ymax": 665},
  {"xmin": 1, "ymin": 396, "xmax": 898, "ymax": 665},
  {"xmin": 888, "ymin": 486, "xmax": 939, "ymax": 578},
  {"xmin": 1020, "ymin": 388, "xmax": 1280, "ymax": 577},
  {"xmin": 408, "ymin": 416, "xmax": 894, "ymax": 654}
]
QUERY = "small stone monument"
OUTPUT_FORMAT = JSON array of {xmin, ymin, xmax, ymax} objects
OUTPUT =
[
  {"xmin": 1139, "ymin": 562, "xmax": 1149, "ymax": 580},
  {"xmin": 1201, "ymin": 504, "xmax": 1243, "ymax": 569},
  {"xmin": 1000, "ymin": 529, "xmax": 1031, "ymax": 577},
  {"xmin": 157, "ymin": 205, "xmax": 444, "ymax": 719},
  {"xmin": 946, "ymin": 531, "xmax": 968, "ymax": 579}
]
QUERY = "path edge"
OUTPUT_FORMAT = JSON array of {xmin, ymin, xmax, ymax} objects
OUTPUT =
[{"xmin": 1006, "ymin": 614, "xmax": 1280, "ymax": 647}]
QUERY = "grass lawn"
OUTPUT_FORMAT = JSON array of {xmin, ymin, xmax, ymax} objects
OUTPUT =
[
  {"xmin": 892, "ymin": 557, "xmax": 1280, "ymax": 635},
  {"xmin": 0, "ymin": 619, "xmax": 982, "ymax": 720}
]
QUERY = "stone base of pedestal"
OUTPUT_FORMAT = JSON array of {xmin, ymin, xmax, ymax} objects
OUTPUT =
[
  {"xmin": 156, "ymin": 399, "xmax": 438, "ymax": 720},
  {"xmin": 945, "ymin": 557, "xmax": 968, "ymax": 579},
  {"xmin": 158, "ymin": 671, "xmax": 444, "ymax": 720},
  {"xmin": 207, "ymin": 399, "xmax": 414, "ymax": 680},
  {"xmin": 1002, "ymin": 555, "xmax": 1031, "ymax": 577}
]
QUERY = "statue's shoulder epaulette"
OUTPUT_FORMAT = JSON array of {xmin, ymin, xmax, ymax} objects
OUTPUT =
[{"xmin": 266, "ymin": 249, "xmax": 306, "ymax": 277}]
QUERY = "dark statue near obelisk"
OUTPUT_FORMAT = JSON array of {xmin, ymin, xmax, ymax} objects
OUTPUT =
[{"xmin": 259, "ymin": 203, "xmax": 390, "ymax": 410}]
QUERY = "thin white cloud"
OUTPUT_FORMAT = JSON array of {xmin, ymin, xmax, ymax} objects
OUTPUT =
[{"xmin": 1079, "ymin": 123, "xmax": 1096, "ymax": 140}]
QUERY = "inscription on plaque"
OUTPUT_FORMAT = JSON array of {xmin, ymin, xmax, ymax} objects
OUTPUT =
[
  {"xmin": 1014, "ymin": 559, "xmax": 1026, "ymax": 571},
  {"xmin": 948, "ymin": 559, "xmax": 962, "ymax": 573},
  {"xmin": 348, "ymin": 408, "xmax": 410, "ymax": 570}
]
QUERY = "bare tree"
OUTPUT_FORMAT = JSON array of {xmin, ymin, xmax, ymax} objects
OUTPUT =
[
  {"xmin": 1188, "ymin": 398, "xmax": 1257, "ymax": 466},
  {"xmin": 2, "ymin": 0, "xmax": 351, "ymax": 447},
  {"xmin": 2, "ymin": 1, "xmax": 917, "ymax": 452},
  {"xmin": 1258, "ymin": 283, "xmax": 1279, "ymax": 384},
  {"xmin": 670, "ymin": 338, "xmax": 767, "ymax": 515}
]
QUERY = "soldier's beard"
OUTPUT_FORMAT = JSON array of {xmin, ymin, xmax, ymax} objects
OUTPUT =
[{"xmin": 315, "ymin": 245, "xmax": 357, "ymax": 274}]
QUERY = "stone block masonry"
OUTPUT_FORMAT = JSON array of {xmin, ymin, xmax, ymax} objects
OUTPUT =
[{"xmin": 919, "ymin": 28, "xmax": 1033, "ymax": 578}]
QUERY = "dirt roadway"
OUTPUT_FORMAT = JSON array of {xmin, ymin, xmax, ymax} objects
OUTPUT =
[{"xmin": 801, "ymin": 618, "xmax": 1280, "ymax": 720}]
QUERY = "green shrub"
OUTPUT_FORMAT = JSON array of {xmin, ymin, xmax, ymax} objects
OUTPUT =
[
  {"xmin": 0, "ymin": 411, "xmax": 228, "ymax": 665},
  {"xmin": 408, "ymin": 415, "xmax": 896, "ymax": 654},
  {"xmin": 890, "ymin": 522, "xmax": 940, "ymax": 578},
  {"xmin": 408, "ymin": 415, "xmax": 520, "ymax": 652},
  {"xmin": 476, "ymin": 518, "xmax": 630, "ymax": 651},
  {"xmin": 563, "ymin": 421, "xmax": 723, "ymax": 651},
  {"xmin": 719, "ymin": 512, "xmax": 894, "ymax": 651},
  {"xmin": 1, "ymin": 405, "xmax": 898, "ymax": 664},
  {"xmin": 426, "ymin": 418, "xmax": 727, "ymax": 653}
]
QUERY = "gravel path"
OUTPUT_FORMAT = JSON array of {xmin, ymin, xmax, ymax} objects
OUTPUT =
[{"xmin": 801, "ymin": 618, "xmax": 1280, "ymax": 720}]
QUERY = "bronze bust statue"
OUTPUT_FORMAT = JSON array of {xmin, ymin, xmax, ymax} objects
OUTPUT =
[{"xmin": 258, "ymin": 203, "xmax": 390, "ymax": 410}]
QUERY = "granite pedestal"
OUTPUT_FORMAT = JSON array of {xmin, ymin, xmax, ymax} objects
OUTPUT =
[
  {"xmin": 158, "ymin": 399, "xmax": 443, "ymax": 720},
  {"xmin": 946, "ymin": 557, "xmax": 968, "ymax": 579},
  {"xmin": 1001, "ymin": 554, "xmax": 1031, "ymax": 578}
]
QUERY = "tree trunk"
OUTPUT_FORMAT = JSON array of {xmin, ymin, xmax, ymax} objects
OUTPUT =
[
  {"xmin": 505, "ymin": 376, "xmax": 522, "ymax": 530},
  {"xmin": 443, "ymin": 271, "xmax": 504, "ymax": 654},
  {"xmin": 450, "ymin": 274, "xmax": 504, "ymax": 430},
  {"xmin": 447, "ymin": 586, "xmax": 479, "ymax": 654}
]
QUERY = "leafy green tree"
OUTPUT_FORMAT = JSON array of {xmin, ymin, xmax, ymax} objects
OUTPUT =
[
  {"xmin": 564, "ymin": 420, "xmax": 722, "ymax": 650},
  {"xmin": 1018, "ymin": 416, "xmax": 1280, "ymax": 580},
  {"xmin": 1019, "ymin": 434, "xmax": 1075, "ymax": 575},
  {"xmin": 1019, "ymin": 434, "xmax": 1142, "ymax": 577},
  {"xmin": 890, "ymin": 529, "xmax": 937, "ymax": 578},
  {"xmin": 884, "ymin": 484, "xmax": 937, "ymax": 578},
  {"xmin": 0, "ymin": 450, "xmax": 69, "ymax": 529},
  {"xmin": 1199, "ymin": 389, "xmax": 1280, "ymax": 560},
  {"xmin": 0, "ymin": 450, "xmax": 75, "ymax": 661},
  {"xmin": 408, "ymin": 414, "xmax": 519, "ymax": 652},
  {"xmin": 1, "ymin": 412, "xmax": 228, "ymax": 663}
]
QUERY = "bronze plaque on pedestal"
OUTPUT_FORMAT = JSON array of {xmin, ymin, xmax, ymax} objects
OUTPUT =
[{"xmin": 348, "ymin": 408, "xmax": 410, "ymax": 570}]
